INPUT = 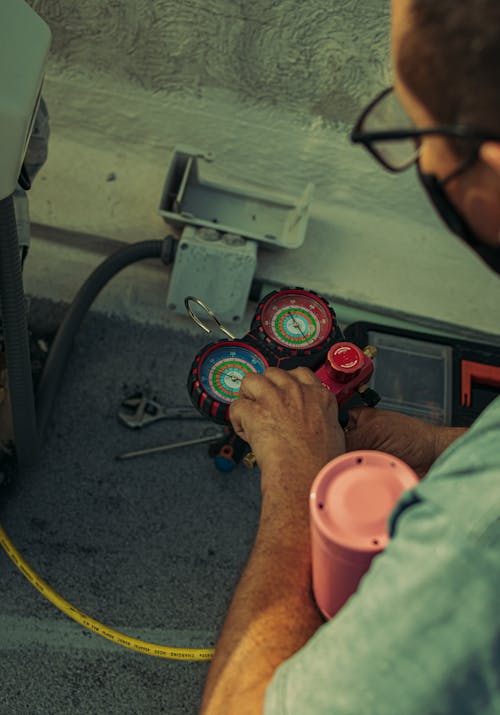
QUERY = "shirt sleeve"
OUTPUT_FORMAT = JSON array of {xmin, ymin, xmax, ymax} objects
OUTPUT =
[{"xmin": 264, "ymin": 402, "xmax": 500, "ymax": 715}]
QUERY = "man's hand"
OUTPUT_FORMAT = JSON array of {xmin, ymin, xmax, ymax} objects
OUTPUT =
[
  {"xmin": 345, "ymin": 407, "xmax": 464, "ymax": 479},
  {"xmin": 230, "ymin": 367, "xmax": 345, "ymax": 506},
  {"xmin": 201, "ymin": 367, "xmax": 341, "ymax": 715}
]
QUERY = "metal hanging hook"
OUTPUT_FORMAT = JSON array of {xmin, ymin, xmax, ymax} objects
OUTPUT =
[{"xmin": 184, "ymin": 296, "xmax": 236, "ymax": 339}]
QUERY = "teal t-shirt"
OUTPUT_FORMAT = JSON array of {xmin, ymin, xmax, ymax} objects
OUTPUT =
[{"xmin": 265, "ymin": 397, "xmax": 500, "ymax": 715}]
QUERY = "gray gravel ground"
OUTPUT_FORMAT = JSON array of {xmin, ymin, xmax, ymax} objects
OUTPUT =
[{"xmin": 0, "ymin": 299, "xmax": 261, "ymax": 714}]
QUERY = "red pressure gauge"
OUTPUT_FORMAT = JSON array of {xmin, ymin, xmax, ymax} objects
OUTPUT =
[{"xmin": 252, "ymin": 288, "xmax": 340, "ymax": 354}]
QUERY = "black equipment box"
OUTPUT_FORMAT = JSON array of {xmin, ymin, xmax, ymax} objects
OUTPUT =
[{"xmin": 344, "ymin": 323, "xmax": 500, "ymax": 427}]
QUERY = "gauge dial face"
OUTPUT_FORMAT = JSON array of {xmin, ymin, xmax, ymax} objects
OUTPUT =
[
  {"xmin": 199, "ymin": 343, "xmax": 267, "ymax": 404},
  {"xmin": 260, "ymin": 291, "xmax": 333, "ymax": 349}
]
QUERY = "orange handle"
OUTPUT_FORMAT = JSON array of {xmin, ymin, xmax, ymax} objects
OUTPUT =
[{"xmin": 461, "ymin": 360, "xmax": 500, "ymax": 407}]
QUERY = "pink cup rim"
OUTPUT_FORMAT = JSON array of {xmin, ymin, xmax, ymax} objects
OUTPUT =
[{"xmin": 310, "ymin": 450, "xmax": 418, "ymax": 554}]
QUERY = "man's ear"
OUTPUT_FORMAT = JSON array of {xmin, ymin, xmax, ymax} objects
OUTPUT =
[
  {"xmin": 480, "ymin": 142, "xmax": 500, "ymax": 177},
  {"xmin": 463, "ymin": 143, "xmax": 500, "ymax": 245}
]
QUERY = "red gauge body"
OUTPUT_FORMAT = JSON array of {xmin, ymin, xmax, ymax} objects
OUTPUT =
[{"xmin": 188, "ymin": 288, "xmax": 379, "ymax": 425}]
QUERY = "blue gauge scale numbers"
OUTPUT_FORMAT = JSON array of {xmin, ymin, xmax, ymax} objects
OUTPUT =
[
  {"xmin": 200, "ymin": 343, "xmax": 268, "ymax": 402},
  {"xmin": 188, "ymin": 287, "xmax": 343, "ymax": 424}
]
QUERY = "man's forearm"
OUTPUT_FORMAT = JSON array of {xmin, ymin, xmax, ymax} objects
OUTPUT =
[{"xmin": 200, "ymin": 502, "xmax": 323, "ymax": 715}]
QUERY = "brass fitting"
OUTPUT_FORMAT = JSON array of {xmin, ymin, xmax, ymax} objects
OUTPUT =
[
  {"xmin": 363, "ymin": 345, "xmax": 378, "ymax": 360},
  {"xmin": 243, "ymin": 451, "xmax": 257, "ymax": 469}
]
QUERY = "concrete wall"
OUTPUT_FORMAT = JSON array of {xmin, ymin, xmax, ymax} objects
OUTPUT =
[
  {"xmin": 24, "ymin": 0, "xmax": 500, "ymax": 337},
  {"xmin": 28, "ymin": 0, "xmax": 416, "ymax": 219},
  {"xmin": 30, "ymin": 0, "xmax": 390, "ymax": 124}
]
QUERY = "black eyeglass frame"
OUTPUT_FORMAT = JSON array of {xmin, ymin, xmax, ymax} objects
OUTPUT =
[{"xmin": 350, "ymin": 87, "xmax": 500, "ymax": 173}]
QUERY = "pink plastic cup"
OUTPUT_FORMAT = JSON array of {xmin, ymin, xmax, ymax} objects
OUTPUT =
[{"xmin": 310, "ymin": 451, "xmax": 418, "ymax": 620}]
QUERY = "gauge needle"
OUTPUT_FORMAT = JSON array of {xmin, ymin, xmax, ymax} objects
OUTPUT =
[
  {"xmin": 287, "ymin": 311, "xmax": 308, "ymax": 339},
  {"xmin": 228, "ymin": 373, "xmax": 243, "ymax": 384}
]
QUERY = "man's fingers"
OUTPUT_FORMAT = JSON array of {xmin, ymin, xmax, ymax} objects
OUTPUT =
[
  {"xmin": 229, "ymin": 398, "xmax": 246, "ymax": 439},
  {"xmin": 229, "ymin": 395, "xmax": 258, "ymax": 440},
  {"xmin": 238, "ymin": 372, "xmax": 275, "ymax": 401},
  {"xmin": 235, "ymin": 367, "xmax": 333, "ymax": 442},
  {"xmin": 239, "ymin": 366, "xmax": 317, "ymax": 401},
  {"xmin": 287, "ymin": 366, "xmax": 323, "ymax": 386}
]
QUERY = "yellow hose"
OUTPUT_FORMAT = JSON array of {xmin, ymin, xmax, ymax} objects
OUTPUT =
[{"xmin": 0, "ymin": 524, "xmax": 215, "ymax": 662}]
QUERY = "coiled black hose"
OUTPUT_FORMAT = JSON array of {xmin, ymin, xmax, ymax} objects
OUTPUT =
[
  {"xmin": 0, "ymin": 195, "xmax": 39, "ymax": 466},
  {"xmin": 36, "ymin": 237, "xmax": 173, "ymax": 441}
]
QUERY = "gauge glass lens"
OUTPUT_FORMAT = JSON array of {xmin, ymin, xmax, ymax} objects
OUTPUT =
[
  {"xmin": 199, "ymin": 344, "xmax": 267, "ymax": 403},
  {"xmin": 261, "ymin": 292, "xmax": 333, "ymax": 349}
]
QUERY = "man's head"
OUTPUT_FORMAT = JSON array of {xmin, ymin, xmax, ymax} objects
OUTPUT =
[{"xmin": 392, "ymin": 0, "xmax": 500, "ymax": 254}]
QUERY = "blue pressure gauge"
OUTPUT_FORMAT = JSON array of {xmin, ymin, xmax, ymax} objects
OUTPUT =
[{"xmin": 189, "ymin": 341, "xmax": 269, "ymax": 423}]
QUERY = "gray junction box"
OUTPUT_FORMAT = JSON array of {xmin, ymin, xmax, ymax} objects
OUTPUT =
[
  {"xmin": 160, "ymin": 147, "xmax": 314, "ymax": 325},
  {"xmin": 166, "ymin": 226, "xmax": 258, "ymax": 325}
]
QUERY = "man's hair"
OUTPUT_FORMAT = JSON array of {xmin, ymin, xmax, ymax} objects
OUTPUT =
[{"xmin": 398, "ymin": 0, "xmax": 500, "ymax": 158}]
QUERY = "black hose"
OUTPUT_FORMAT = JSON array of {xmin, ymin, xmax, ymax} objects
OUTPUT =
[
  {"xmin": 36, "ymin": 238, "xmax": 169, "ymax": 440},
  {"xmin": 0, "ymin": 195, "xmax": 39, "ymax": 466}
]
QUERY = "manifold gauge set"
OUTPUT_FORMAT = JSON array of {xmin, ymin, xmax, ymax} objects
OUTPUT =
[{"xmin": 187, "ymin": 287, "xmax": 380, "ymax": 425}]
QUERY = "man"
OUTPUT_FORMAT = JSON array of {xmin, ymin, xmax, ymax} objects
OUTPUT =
[{"xmin": 200, "ymin": 1, "xmax": 500, "ymax": 712}]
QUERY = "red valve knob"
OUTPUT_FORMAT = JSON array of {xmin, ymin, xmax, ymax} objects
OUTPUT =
[
  {"xmin": 327, "ymin": 343, "xmax": 364, "ymax": 381},
  {"xmin": 314, "ymin": 342, "xmax": 369, "ymax": 403}
]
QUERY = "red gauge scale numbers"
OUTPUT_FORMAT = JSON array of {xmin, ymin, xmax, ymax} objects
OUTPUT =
[{"xmin": 252, "ymin": 288, "xmax": 342, "ymax": 361}]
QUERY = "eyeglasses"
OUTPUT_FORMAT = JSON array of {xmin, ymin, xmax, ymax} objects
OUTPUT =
[{"xmin": 350, "ymin": 86, "xmax": 500, "ymax": 173}]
